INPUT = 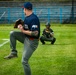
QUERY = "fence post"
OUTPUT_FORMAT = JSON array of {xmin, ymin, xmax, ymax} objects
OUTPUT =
[
  {"xmin": 71, "ymin": 0, "xmax": 74, "ymax": 24},
  {"xmin": 60, "ymin": 8, "xmax": 62, "ymax": 24},
  {"xmin": 8, "ymin": 8, "xmax": 10, "ymax": 24},
  {"xmin": 34, "ymin": 8, "xmax": 36, "ymax": 15},
  {"xmin": 48, "ymin": 8, "xmax": 51, "ymax": 23},
  {"xmin": 22, "ymin": 8, "xmax": 25, "ymax": 20}
]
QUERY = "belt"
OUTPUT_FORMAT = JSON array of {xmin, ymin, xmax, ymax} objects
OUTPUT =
[
  {"xmin": 29, "ymin": 37, "xmax": 34, "ymax": 40},
  {"xmin": 29, "ymin": 37, "xmax": 39, "ymax": 40}
]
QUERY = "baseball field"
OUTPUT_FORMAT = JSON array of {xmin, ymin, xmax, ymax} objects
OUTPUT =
[{"xmin": 0, "ymin": 24, "xmax": 76, "ymax": 75}]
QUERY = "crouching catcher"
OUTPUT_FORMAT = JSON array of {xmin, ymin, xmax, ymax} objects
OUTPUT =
[{"xmin": 40, "ymin": 22, "xmax": 56, "ymax": 45}]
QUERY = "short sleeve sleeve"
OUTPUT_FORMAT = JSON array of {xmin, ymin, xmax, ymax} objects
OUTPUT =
[{"xmin": 31, "ymin": 19, "xmax": 39, "ymax": 31}]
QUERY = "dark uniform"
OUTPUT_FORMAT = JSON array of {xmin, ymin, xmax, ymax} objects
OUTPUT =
[
  {"xmin": 40, "ymin": 22, "xmax": 56, "ymax": 44},
  {"xmin": 24, "ymin": 13, "xmax": 40, "ymax": 39},
  {"xmin": 22, "ymin": 13, "xmax": 40, "ymax": 75}
]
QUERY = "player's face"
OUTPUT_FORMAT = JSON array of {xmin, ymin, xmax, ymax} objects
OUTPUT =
[{"xmin": 46, "ymin": 25, "xmax": 50, "ymax": 29}]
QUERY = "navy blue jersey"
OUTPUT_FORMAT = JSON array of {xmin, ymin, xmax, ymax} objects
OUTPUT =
[{"xmin": 23, "ymin": 13, "xmax": 40, "ymax": 39}]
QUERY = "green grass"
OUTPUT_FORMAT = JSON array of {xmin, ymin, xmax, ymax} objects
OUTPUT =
[{"xmin": 0, "ymin": 24, "xmax": 76, "ymax": 75}]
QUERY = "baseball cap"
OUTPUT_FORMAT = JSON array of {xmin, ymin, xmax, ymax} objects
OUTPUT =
[{"xmin": 23, "ymin": 2, "xmax": 32, "ymax": 10}]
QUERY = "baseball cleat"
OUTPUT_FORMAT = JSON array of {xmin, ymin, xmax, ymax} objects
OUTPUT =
[{"xmin": 4, "ymin": 53, "xmax": 18, "ymax": 59}]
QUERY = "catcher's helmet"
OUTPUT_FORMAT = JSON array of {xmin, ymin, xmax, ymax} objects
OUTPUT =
[{"xmin": 45, "ymin": 22, "xmax": 50, "ymax": 26}]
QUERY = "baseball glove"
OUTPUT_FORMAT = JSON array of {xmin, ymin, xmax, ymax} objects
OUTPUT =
[{"xmin": 14, "ymin": 19, "xmax": 24, "ymax": 28}]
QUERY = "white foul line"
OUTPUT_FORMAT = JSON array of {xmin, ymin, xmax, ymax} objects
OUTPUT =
[{"xmin": 0, "ymin": 39, "xmax": 9, "ymax": 47}]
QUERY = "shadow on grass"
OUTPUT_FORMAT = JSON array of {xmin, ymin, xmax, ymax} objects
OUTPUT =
[
  {"xmin": 40, "ymin": 43, "xmax": 75, "ymax": 46},
  {"xmin": 40, "ymin": 43, "xmax": 72, "ymax": 46}
]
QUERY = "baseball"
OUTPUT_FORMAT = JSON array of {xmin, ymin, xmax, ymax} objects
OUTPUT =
[{"xmin": 18, "ymin": 25, "xmax": 20, "ymax": 28}]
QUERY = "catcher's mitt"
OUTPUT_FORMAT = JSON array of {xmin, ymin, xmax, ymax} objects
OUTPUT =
[{"xmin": 14, "ymin": 19, "xmax": 24, "ymax": 28}]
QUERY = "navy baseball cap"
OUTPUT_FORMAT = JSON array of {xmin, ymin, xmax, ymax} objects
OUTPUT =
[{"xmin": 23, "ymin": 2, "xmax": 32, "ymax": 10}]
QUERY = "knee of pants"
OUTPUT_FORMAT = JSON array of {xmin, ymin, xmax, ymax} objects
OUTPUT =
[
  {"xmin": 10, "ymin": 31, "xmax": 15, "ymax": 36},
  {"xmin": 22, "ymin": 58, "xmax": 28, "ymax": 65}
]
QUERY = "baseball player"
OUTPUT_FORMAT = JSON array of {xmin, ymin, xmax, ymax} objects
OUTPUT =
[
  {"xmin": 4, "ymin": 2, "xmax": 40, "ymax": 75},
  {"xmin": 40, "ymin": 22, "xmax": 56, "ymax": 44}
]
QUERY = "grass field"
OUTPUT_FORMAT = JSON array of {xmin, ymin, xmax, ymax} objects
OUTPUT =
[{"xmin": 0, "ymin": 24, "xmax": 76, "ymax": 75}]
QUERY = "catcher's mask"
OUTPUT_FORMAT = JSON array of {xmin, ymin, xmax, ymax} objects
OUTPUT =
[{"xmin": 45, "ymin": 22, "xmax": 51, "ymax": 27}]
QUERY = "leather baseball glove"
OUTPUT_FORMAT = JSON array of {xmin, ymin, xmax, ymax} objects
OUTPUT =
[{"xmin": 14, "ymin": 19, "xmax": 24, "ymax": 28}]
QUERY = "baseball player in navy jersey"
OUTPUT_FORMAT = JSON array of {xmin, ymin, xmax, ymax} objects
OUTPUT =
[{"xmin": 4, "ymin": 2, "xmax": 40, "ymax": 75}]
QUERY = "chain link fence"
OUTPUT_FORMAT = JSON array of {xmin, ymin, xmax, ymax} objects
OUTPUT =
[{"xmin": 0, "ymin": 1, "xmax": 76, "ymax": 24}]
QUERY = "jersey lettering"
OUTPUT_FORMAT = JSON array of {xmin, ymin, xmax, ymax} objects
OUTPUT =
[{"xmin": 24, "ymin": 24, "xmax": 29, "ymax": 30}]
